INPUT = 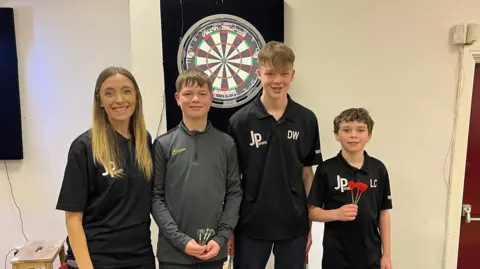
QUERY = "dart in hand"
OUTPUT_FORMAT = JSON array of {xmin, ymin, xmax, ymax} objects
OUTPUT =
[
  {"xmin": 354, "ymin": 182, "xmax": 368, "ymax": 204},
  {"xmin": 347, "ymin": 181, "xmax": 356, "ymax": 203},
  {"xmin": 197, "ymin": 228, "xmax": 216, "ymax": 246}
]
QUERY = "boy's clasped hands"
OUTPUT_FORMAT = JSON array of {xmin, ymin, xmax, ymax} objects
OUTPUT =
[{"xmin": 185, "ymin": 239, "xmax": 220, "ymax": 260}]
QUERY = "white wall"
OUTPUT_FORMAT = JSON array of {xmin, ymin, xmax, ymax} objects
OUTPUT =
[
  {"xmin": 0, "ymin": 0, "xmax": 133, "ymax": 268},
  {"xmin": 129, "ymin": 0, "xmax": 165, "ymax": 265},
  {"xmin": 2, "ymin": 0, "xmax": 480, "ymax": 269},
  {"xmin": 284, "ymin": 0, "xmax": 480, "ymax": 268}
]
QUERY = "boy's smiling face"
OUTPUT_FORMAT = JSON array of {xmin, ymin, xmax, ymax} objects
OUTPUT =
[
  {"xmin": 175, "ymin": 83, "xmax": 212, "ymax": 120},
  {"xmin": 335, "ymin": 121, "xmax": 372, "ymax": 153},
  {"xmin": 257, "ymin": 61, "xmax": 295, "ymax": 100}
]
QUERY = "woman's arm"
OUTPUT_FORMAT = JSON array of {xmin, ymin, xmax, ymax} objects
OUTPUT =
[{"xmin": 65, "ymin": 212, "xmax": 93, "ymax": 269}]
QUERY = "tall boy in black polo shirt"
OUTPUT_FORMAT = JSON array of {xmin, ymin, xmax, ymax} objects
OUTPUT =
[
  {"xmin": 308, "ymin": 108, "xmax": 393, "ymax": 269},
  {"xmin": 228, "ymin": 41, "xmax": 323, "ymax": 269}
]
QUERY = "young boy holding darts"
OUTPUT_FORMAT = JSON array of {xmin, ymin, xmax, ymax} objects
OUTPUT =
[{"xmin": 308, "ymin": 108, "xmax": 393, "ymax": 269}]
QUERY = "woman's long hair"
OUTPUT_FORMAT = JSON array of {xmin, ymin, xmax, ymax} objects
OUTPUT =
[{"xmin": 91, "ymin": 67, "xmax": 152, "ymax": 180}]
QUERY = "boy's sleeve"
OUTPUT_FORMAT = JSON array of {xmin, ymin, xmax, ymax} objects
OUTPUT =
[
  {"xmin": 381, "ymin": 169, "xmax": 393, "ymax": 210},
  {"xmin": 227, "ymin": 118, "xmax": 235, "ymax": 137},
  {"xmin": 308, "ymin": 167, "xmax": 328, "ymax": 208},
  {"xmin": 56, "ymin": 140, "xmax": 89, "ymax": 212},
  {"xmin": 151, "ymin": 139, "xmax": 192, "ymax": 252},
  {"xmin": 211, "ymin": 141, "xmax": 242, "ymax": 247},
  {"xmin": 304, "ymin": 116, "xmax": 323, "ymax": 166}
]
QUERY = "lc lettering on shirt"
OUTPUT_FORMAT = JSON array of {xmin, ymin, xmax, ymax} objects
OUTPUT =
[{"xmin": 334, "ymin": 175, "xmax": 379, "ymax": 193}]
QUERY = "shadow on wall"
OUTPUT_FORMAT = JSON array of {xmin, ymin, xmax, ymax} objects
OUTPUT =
[{"xmin": 9, "ymin": 6, "xmax": 47, "ymax": 207}]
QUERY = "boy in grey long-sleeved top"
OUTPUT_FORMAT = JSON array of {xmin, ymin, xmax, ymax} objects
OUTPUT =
[{"xmin": 151, "ymin": 68, "xmax": 242, "ymax": 269}]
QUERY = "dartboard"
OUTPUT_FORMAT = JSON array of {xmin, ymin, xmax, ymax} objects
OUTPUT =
[{"xmin": 178, "ymin": 14, "xmax": 266, "ymax": 108}]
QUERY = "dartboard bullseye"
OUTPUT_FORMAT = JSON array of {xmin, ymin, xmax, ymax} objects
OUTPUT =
[{"xmin": 178, "ymin": 14, "xmax": 266, "ymax": 109}]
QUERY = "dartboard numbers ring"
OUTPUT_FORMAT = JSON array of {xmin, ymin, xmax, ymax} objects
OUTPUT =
[{"xmin": 178, "ymin": 14, "xmax": 266, "ymax": 109}]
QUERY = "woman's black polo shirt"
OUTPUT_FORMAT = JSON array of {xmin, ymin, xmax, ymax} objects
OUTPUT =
[
  {"xmin": 228, "ymin": 94, "xmax": 323, "ymax": 240},
  {"xmin": 56, "ymin": 130, "xmax": 154, "ymax": 268},
  {"xmin": 308, "ymin": 151, "xmax": 393, "ymax": 269}
]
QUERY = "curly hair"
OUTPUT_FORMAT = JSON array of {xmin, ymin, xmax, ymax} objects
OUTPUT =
[{"xmin": 333, "ymin": 108, "xmax": 374, "ymax": 134}]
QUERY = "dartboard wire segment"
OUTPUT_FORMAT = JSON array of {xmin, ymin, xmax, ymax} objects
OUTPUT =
[{"xmin": 178, "ymin": 14, "xmax": 266, "ymax": 108}]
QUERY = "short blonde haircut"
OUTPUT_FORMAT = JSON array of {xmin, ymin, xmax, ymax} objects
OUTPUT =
[
  {"xmin": 258, "ymin": 41, "xmax": 295, "ymax": 69},
  {"xmin": 175, "ymin": 68, "xmax": 213, "ymax": 93}
]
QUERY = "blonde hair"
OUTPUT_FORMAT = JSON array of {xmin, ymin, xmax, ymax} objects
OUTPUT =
[
  {"xmin": 175, "ymin": 68, "xmax": 213, "ymax": 93},
  {"xmin": 91, "ymin": 67, "xmax": 152, "ymax": 180},
  {"xmin": 258, "ymin": 41, "xmax": 295, "ymax": 69}
]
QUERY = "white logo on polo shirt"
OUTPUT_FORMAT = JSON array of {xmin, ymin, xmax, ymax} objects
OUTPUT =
[
  {"xmin": 249, "ymin": 131, "xmax": 267, "ymax": 148},
  {"xmin": 335, "ymin": 176, "xmax": 378, "ymax": 193},
  {"xmin": 287, "ymin": 130, "xmax": 300, "ymax": 140},
  {"xmin": 102, "ymin": 161, "xmax": 124, "ymax": 177},
  {"xmin": 335, "ymin": 175, "xmax": 349, "ymax": 193}
]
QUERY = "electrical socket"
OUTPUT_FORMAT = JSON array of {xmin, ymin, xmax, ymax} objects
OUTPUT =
[{"xmin": 453, "ymin": 24, "xmax": 467, "ymax": 44}]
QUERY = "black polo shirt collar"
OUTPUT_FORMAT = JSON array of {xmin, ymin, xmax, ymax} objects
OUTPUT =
[
  {"xmin": 336, "ymin": 150, "xmax": 371, "ymax": 174},
  {"xmin": 252, "ymin": 93, "xmax": 297, "ymax": 122},
  {"xmin": 113, "ymin": 129, "xmax": 133, "ymax": 145}
]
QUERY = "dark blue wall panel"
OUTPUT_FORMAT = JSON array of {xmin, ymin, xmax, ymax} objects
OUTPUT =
[{"xmin": 0, "ymin": 8, "xmax": 23, "ymax": 160}]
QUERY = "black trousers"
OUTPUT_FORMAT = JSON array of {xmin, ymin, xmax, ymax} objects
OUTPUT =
[
  {"xmin": 158, "ymin": 263, "xmax": 223, "ymax": 269},
  {"xmin": 68, "ymin": 265, "xmax": 154, "ymax": 269},
  {"xmin": 322, "ymin": 265, "xmax": 380, "ymax": 269},
  {"xmin": 233, "ymin": 234, "xmax": 307, "ymax": 269},
  {"xmin": 67, "ymin": 259, "xmax": 155, "ymax": 269}
]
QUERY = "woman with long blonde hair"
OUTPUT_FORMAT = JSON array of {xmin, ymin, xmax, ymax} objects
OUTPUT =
[{"xmin": 56, "ymin": 67, "xmax": 155, "ymax": 269}]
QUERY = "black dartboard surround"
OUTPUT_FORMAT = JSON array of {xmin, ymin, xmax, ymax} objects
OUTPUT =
[{"xmin": 160, "ymin": 0, "xmax": 284, "ymax": 132}]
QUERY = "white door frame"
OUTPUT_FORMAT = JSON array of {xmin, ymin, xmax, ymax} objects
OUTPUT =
[{"xmin": 443, "ymin": 45, "xmax": 480, "ymax": 269}]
